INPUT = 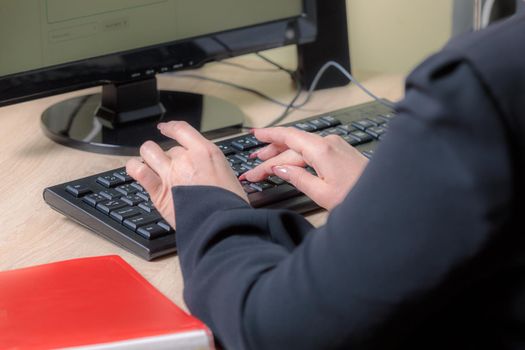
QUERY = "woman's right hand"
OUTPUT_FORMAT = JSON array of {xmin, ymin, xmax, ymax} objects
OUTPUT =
[{"xmin": 241, "ymin": 127, "xmax": 369, "ymax": 211}]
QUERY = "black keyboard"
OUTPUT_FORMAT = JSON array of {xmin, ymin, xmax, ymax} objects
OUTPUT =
[{"xmin": 43, "ymin": 100, "xmax": 396, "ymax": 260}]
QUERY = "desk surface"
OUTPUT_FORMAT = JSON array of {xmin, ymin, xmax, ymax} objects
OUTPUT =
[{"xmin": 0, "ymin": 55, "xmax": 404, "ymax": 310}]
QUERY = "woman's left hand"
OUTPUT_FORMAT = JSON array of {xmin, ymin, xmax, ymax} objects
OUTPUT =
[{"xmin": 126, "ymin": 121, "xmax": 248, "ymax": 229}]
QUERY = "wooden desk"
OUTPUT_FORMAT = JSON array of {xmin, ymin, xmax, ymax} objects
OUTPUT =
[{"xmin": 0, "ymin": 55, "xmax": 404, "ymax": 310}]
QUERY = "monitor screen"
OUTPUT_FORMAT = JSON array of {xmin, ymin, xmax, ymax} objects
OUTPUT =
[
  {"xmin": 1, "ymin": 0, "xmax": 304, "ymax": 77},
  {"xmin": 0, "ymin": 0, "xmax": 315, "ymax": 105},
  {"xmin": 0, "ymin": 0, "xmax": 316, "ymax": 155}
]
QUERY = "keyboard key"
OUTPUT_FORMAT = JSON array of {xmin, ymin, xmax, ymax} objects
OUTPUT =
[
  {"xmin": 123, "ymin": 213, "xmax": 161, "ymax": 232},
  {"xmin": 96, "ymin": 200, "xmax": 127, "ymax": 215},
  {"xmin": 157, "ymin": 220, "xmax": 174, "ymax": 232},
  {"xmin": 380, "ymin": 112, "xmax": 396, "ymax": 120},
  {"xmin": 234, "ymin": 151, "xmax": 253, "ymax": 163},
  {"xmin": 110, "ymin": 207, "xmax": 143, "ymax": 223},
  {"xmin": 245, "ymin": 135, "xmax": 265, "ymax": 147},
  {"xmin": 320, "ymin": 116, "xmax": 341, "ymax": 127},
  {"xmin": 349, "ymin": 130, "xmax": 374, "ymax": 144},
  {"xmin": 366, "ymin": 126, "xmax": 387, "ymax": 139},
  {"xmin": 136, "ymin": 191, "xmax": 150, "ymax": 201},
  {"xmin": 337, "ymin": 124, "xmax": 356, "ymax": 134},
  {"xmin": 294, "ymin": 122, "xmax": 316, "ymax": 132},
  {"xmin": 130, "ymin": 182, "xmax": 144, "ymax": 192},
  {"xmin": 362, "ymin": 150, "xmax": 375, "ymax": 159},
  {"xmin": 66, "ymin": 184, "xmax": 92, "ymax": 197},
  {"xmin": 319, "ymin": 127, "xmax": 346, "ymax": 137},
  {"xmin": 82, "ymin": 193, "xmax": 107, "ymax": 207},
  {"xmin": 352, "ymin": 119, "xmax": 377, "ymax": 131},
  {"xmin": 248, "ymin": 184, "xmax": 299, "ymax": 208},
  {"xmin": 267, "ymin": 176, "xmax": 286, "ymax": 186},
  {"xmin": 138, "ymin": 201, "xmax": 156, "ymax": 213},
  {"xmin": 231, "ymin": 164, "xmax": 251, "ymax": 177},
  {"xmin": 137, "ymin": 224, "xmax": 170, "ymax": 240},
  {"xmin": 250, "ymin": 182, "xmax": 275, "ymax": 192},
  {"xmin": 121, "ymin": 195, "xmax": 145, "ymax": 206},
  {"xmin": 115, "ymin": 184, "xmax": 139, "ymax": 196},
  {"xmin": 368, "ymin": 116, "xmax": 388, "ymax": 125},
  {"xmin": 308, "ymin": 119, "xmax": 331, "ymax": 130},
  {"xmin": 242, "ymin": 182, "xmax": 258, "ymax": 194},
  {"xmin": 99, "ymin": 189, "xmax": 122, "ymax": 200},
  {"xmin": 242, "ymin": 159, "xmax": 262, "ymax": 170},
  {"xmin": 227, "ymin": 156, "xmax": 242, "ymax": 166},
  {"xmin": 96, "ymin": 175, "xmax": 124, "ymax": 188},
  {"xmin": 342, "ymin": 134, "xmax": 360, "ymax": 146},
  {"xmin": 231, "ymin": 137, "xmax": 259, "ymax": 151},
  {"xmin": 218, "ymin": 143, "xmax": 235, "ymax": 156},
  {"xmin": 113, "ymin": 170, "xmax": 133, "ymax": 182}
]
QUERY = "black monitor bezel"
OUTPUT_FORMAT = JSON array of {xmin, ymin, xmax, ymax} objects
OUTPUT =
[{"xmin": 0, "ymin": 0, "xmax": 316, "ymax": 108}]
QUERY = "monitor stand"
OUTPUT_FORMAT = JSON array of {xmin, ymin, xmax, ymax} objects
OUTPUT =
[{"xmin": 41, "ymin": 77, "xmax": 245, "ymax": 156}]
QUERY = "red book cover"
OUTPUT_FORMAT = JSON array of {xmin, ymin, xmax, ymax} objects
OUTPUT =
[{"xmin": 0, "ymin": 255, "xmax": 213, "ymax": 349}]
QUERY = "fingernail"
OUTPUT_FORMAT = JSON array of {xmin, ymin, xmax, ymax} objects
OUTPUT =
[
  {"xmin": 273, "ymin": 166, "xmax": 290, "ymax": 181},
  {"xmin": 249, "ymin": 128, "xmax": 257, "ymax": 134},
  {"xmin": 238, "ymin": 174, "xmax": 246, "ymax": 181},
  {"xmin": 157, "ymin": 123, "xmax": 165, "ymax": 130},
  {"xmin": 249, "ymin": 151, "xmax": 259, "ymax": 159}
]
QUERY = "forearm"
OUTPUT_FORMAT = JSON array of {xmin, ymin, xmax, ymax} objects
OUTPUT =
[{"xmin": 173, "ymin": 186, "xmax": 313, "ymax": 349}]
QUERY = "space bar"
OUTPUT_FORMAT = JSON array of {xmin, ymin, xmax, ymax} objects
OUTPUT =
[{"xmin": 248, "ymin": 184, "xmax": 301, "ymax": 208}]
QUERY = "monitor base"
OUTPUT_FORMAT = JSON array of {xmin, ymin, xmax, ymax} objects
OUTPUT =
[{"xmin": 41, "ymin": 90, "xmax": 245, "ymax": 156}]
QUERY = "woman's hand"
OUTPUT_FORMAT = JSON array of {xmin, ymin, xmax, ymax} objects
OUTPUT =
[
  {"xmin": 241, "ymin": 127, "xmax": 369, "ymax": 211},
  {"xmin": 126, "ymin": 121, "xmax": 248, "ymax": 229}
]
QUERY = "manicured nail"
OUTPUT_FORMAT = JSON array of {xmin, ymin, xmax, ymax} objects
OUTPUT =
[{"xmin": 273, "ymin": 166, "xmax": 290, "ymax": 181}]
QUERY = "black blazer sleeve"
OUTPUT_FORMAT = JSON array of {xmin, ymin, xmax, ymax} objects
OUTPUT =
[{"xmin": 172, "ymin": 52, "xmax": 513, "ymax": 349}]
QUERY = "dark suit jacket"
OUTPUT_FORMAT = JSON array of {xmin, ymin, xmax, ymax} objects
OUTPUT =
[{"xmin": 172, "ymin": 13, "xmax": 525, "ymax": 350}]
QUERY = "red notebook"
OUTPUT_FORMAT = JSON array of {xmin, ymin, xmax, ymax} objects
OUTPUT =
[{"xmin": 0, "ymin": 255, "xmax": 213, "ymax": 349}]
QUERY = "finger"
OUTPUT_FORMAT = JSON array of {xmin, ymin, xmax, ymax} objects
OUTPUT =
[
  {"xmin": 251, "ymin": 143, "xmax": 288, "ymax": 161},
  {"xmin": 126, "ymin": 158, "xmax": 162, "ymax": 196},
  {"xmin": 140, "ymin": 141, "xmax": 171, "ymax": 177},
  {"xmin": 272, "ymin": 165, "xmax": 329, "ymax": 207},
  {"xmin": 167, "ymin": 145, "xmax": 186, "ymax": 158},
  {"xmin": 253, "ymin": 127, "xmax": 327, "ymax": 163},
  {"xmin": 242, "ymin": 149, "xmax": 305, "ymax": 182},
  {"xmin": 158, "ymin": 121, "xmax": 210, "ymax": 151}
]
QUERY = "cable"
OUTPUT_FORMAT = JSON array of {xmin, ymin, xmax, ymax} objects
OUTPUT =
[
  {"xmin": 255, "ymin": 52, "xmax": 295, "ymax": 75},
  {"xmin": 177, "ymin": 53, "xmax": 305, "ymax": 129},
  {"xmin": 172, "ymin": 52, "xmax": 303, "ymax": 113},
  {"xmin": 173, "ymin": 73, "xmax": 298, "ymax": 108},
  {"xmin": 257, "ymin": 73, "xmax": 303, "ymax": 128},
  {"xmin": 216, "ymin": 60, "xmax": 282, "ymax": 73},
  {"xmin": 300, "ymin": 61, "xmax": 395, "ymax": 110},
  {"xmin": 175, "ymin": 56, "xmax": 393, "ymax": 128},
  {"xmin": 263, "ymin": 61, "xmax": 395, "ymax": 128},
  {"xmin": 253, "ymin": 55, "xmax": 394, "ymax": 127},
  {"xmin": 252, "ymin": 52, "xmax": 303, "ymax": 128}
]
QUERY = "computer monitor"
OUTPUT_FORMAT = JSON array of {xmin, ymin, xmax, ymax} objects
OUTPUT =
[{"xmin": 0, "ymin": 0, "xmax": 316, "ymax": 155}]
